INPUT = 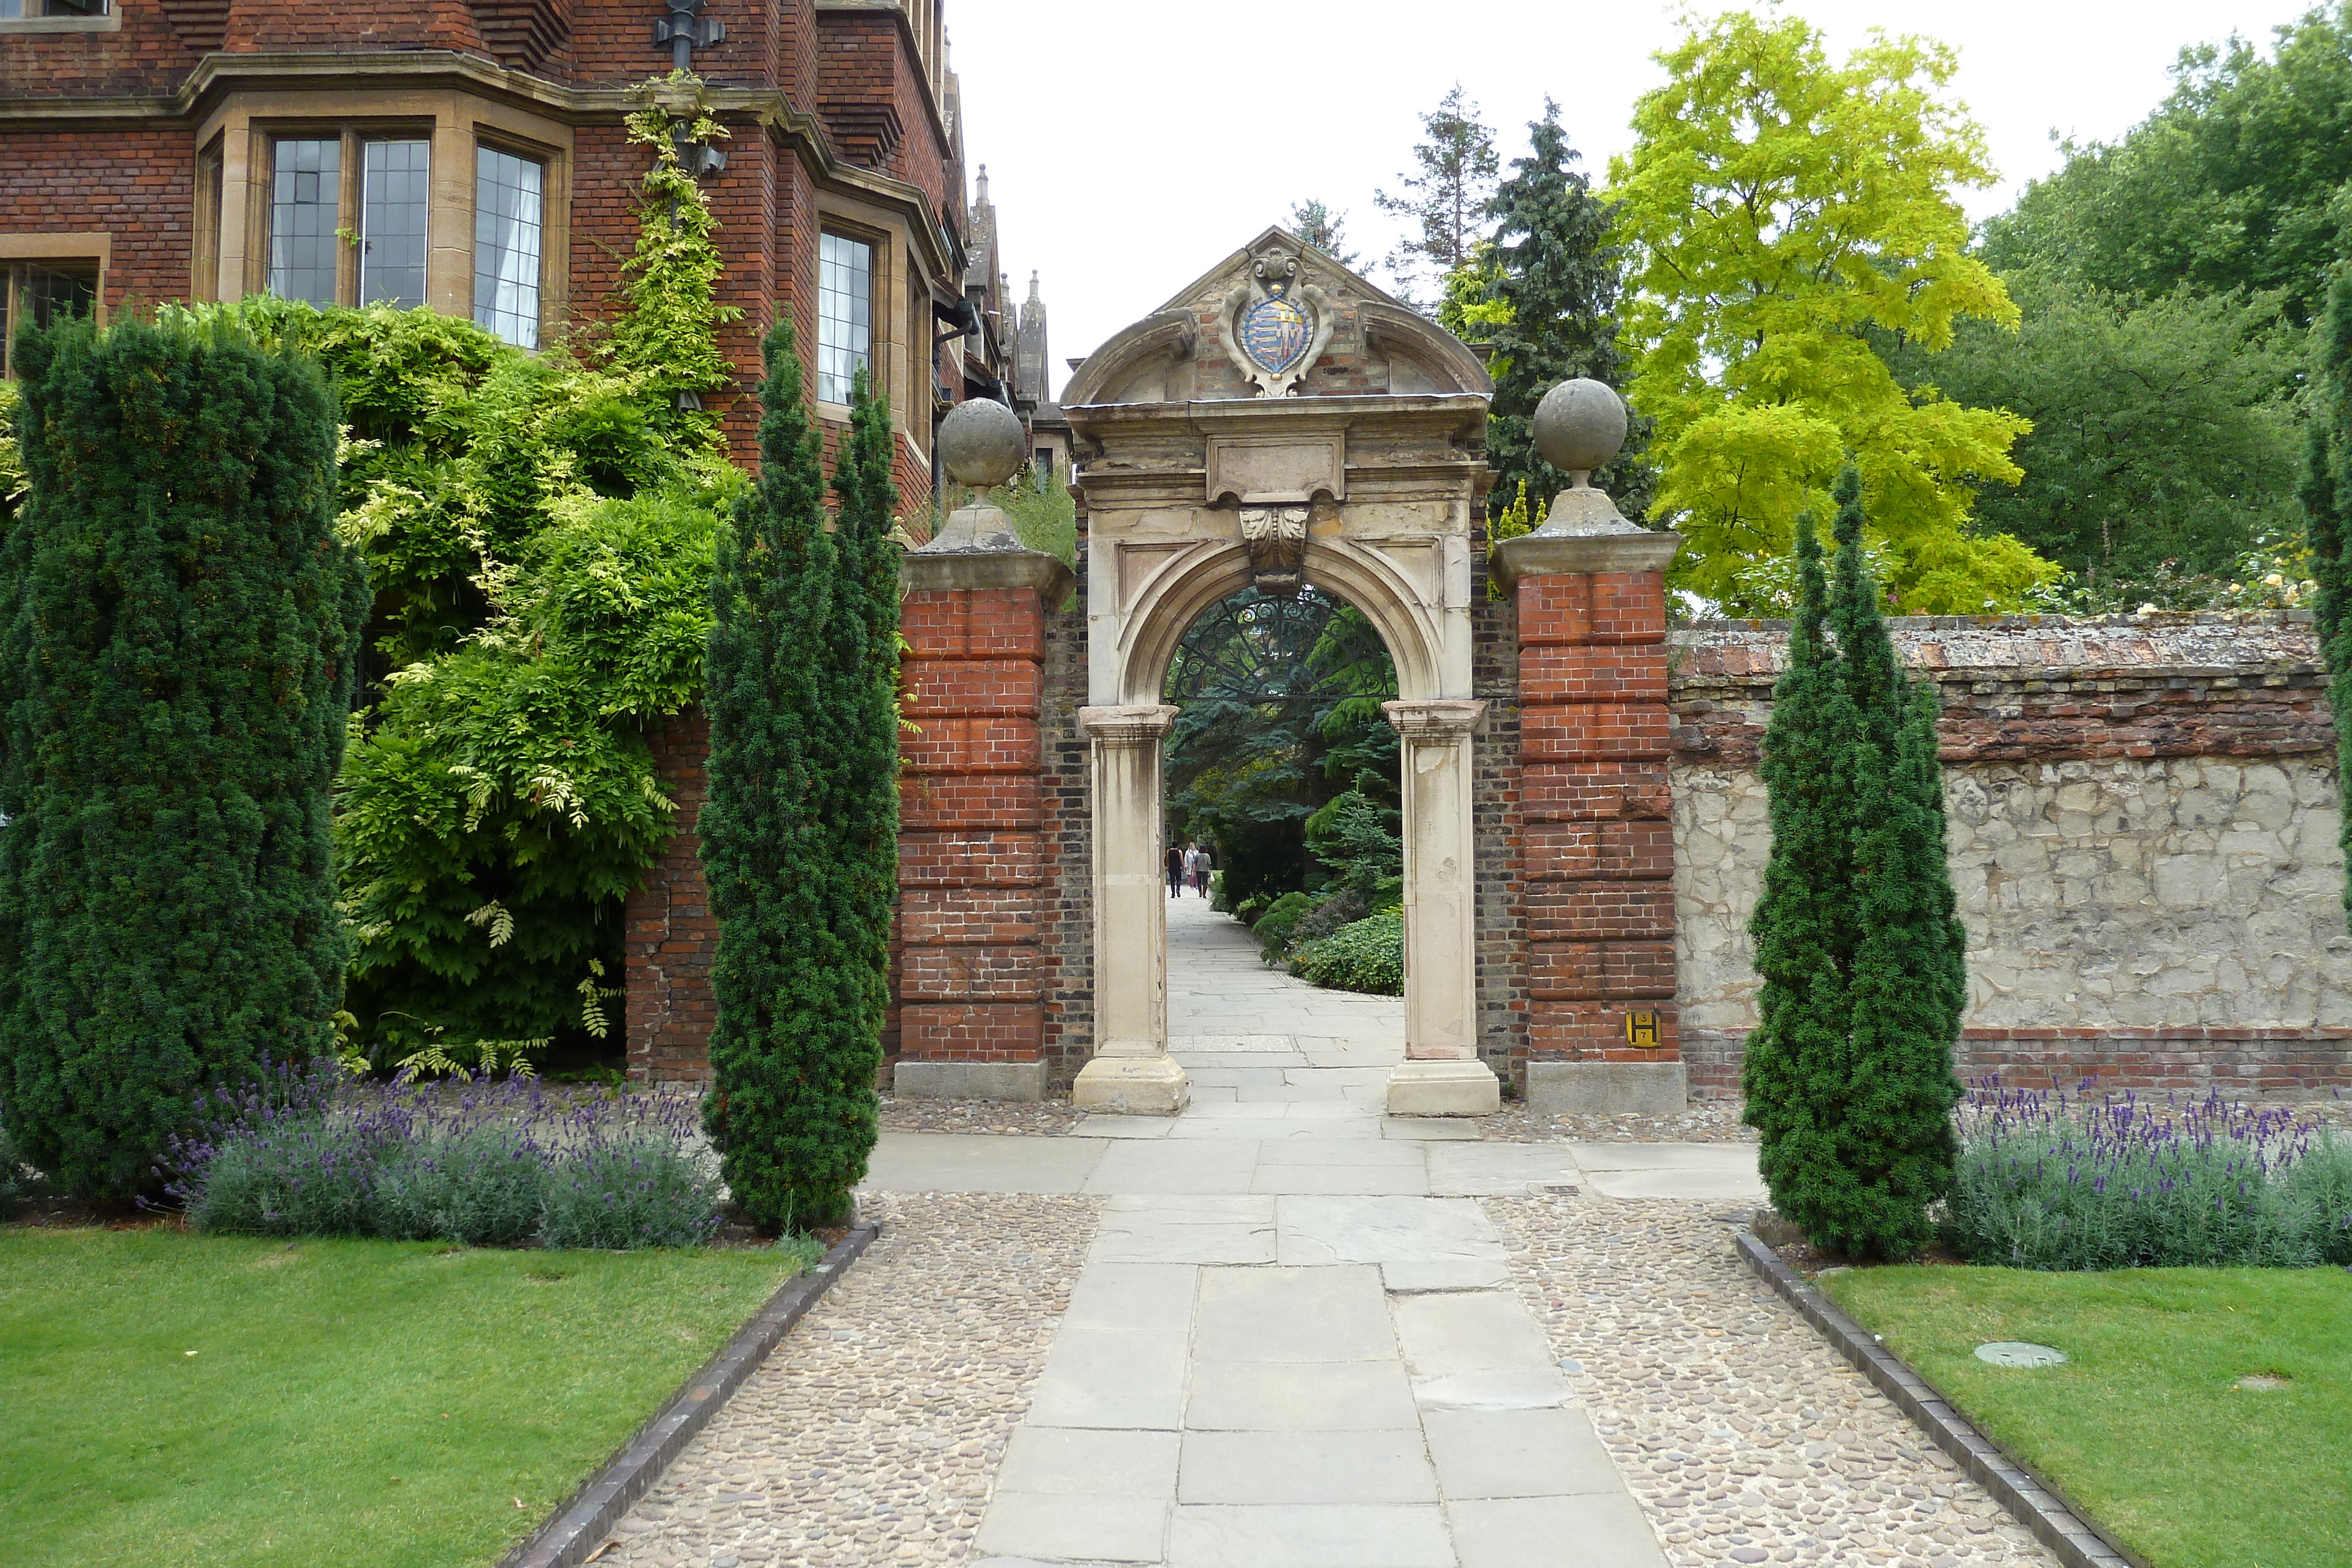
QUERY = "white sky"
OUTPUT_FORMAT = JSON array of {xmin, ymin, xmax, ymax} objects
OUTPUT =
[{"xmin": 944, "ymin": 0, "xmax": 2318, "ymax": 400}]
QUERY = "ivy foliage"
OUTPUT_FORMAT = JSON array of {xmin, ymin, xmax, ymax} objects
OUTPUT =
[
  {"xmin": 607, "ymin": 72, "xmax": 744, "ymax": 452},
  {"xmin": 1741, "ymin": 467, "xmax": 1969, "ymax": 1261},
  {"xmin": 0, "ymin": 315, "xmax": 369, "ymax": 1200},
  {"xmin": 700, "ymin": 325, "xmax": 898, "ymax": 1232},
  {"xmin": 173, "ymin": 283, "xmax": 737, "ymax": 1068}
]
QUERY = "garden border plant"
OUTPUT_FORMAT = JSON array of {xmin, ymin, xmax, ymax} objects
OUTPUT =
[{"xmin": 156, "ymin": 1057, "xmax": 730, "ymax": 1251}]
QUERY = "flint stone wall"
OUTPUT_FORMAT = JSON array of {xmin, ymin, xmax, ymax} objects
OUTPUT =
[{"xmin": 1670, "ymin": 613, "xmax": 2350, "ymax": 1098}]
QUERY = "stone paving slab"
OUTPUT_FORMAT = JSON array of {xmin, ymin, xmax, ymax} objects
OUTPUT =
[{"xmin": 864, "ymin": 1131, "xmax": 1106, "ymax": 1193}]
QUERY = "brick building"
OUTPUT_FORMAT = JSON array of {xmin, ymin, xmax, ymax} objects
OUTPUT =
[{"xmin": 0, "ymin": 0, "xmax": 1051, "ymax": 497}]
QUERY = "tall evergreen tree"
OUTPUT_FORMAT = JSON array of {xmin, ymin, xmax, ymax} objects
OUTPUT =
[
  {"xmin": 2301, "ymin": 265, "xmax": 2352, "ymax": 929},
  {"xmin": 0, "ymin": 316, "xmax": 369, "ymax": 1199},
  {"xmin": 1375, "ymin": 85, "xmax": 1499, "ymax": 301},
  {"xmin": 1481, "ymin": 99, "xmax": 1652, "ymax": 521},
  {"xmin": 700, "ymin": 326, "xmax": 896, "ymax": 1231},
  {"xmin": 1287, "ymin": 200, "xmax": 1361, "ymax": 269},
  {"xmin": 1742, "ymin": 467, "xmax": 1966, "ymax": 1259}
]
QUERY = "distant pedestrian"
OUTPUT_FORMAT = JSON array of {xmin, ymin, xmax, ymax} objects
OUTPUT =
[
  {"xmin": 1184, "ymin": 842, "xmax": 1204, "ymax": 897},
  {"xmin": 1167, "ymin": 842, "xmax": 1184, "ymax": 898}
]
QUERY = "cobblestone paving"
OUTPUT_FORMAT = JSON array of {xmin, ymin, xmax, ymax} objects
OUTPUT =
[
  {"xmin": 876, "ymin": 1095, "xmax": 1084, "ymax": 1138},
  {"xmin": 1486, "ymin": 1193, "xmax": 2058, "ymax": 1567},
  {"xmin": 1480, "ymin": 1101, "xmax": 1759, "ymax": 1145},
  {"xmin": 597, "ymin": 1191, "xmax": 1098, "ymax": 1568}
]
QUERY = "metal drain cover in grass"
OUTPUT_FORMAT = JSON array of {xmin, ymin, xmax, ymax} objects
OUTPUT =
[{"xmin": 1975, "ymin": 1342, "xmax": 2069, "ymax": 1368}]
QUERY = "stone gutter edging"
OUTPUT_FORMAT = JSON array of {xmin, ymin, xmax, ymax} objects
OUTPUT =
[
  {"xmin": 1732, "ymin": 1231, "xmax": 2143, "ymax": 1568},
  {"xmin": 501, "ymin": 1218, "xmax": 885, "ymax": 1568}
]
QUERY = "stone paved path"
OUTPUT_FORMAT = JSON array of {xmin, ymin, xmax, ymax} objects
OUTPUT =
[
  {"xmin": 951, "ymin": 899, "xmax": 1748, "ymax": 1567},
  {"xmin": 595, "ymin": 895, "xmax": 2057, "ymax": 1567}
]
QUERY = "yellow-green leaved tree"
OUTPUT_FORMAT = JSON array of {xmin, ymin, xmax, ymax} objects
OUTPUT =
[{"xmin": 1609, "ymin": 12, "xmax": 2057, "ymax": 615}]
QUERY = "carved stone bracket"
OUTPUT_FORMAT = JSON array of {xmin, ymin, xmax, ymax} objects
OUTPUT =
[{"xmin": 1240, "ymin": 505, "xmax": 1310, "ymax": 598}]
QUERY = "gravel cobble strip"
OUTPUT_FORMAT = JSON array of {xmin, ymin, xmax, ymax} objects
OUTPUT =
[
  {"xmin": 874, "ymin": 1096, "xmax": 1084, "ymax": 1138},
  {"xmin": 1481, "ymin": 1100, "xmax": 1758, "ymax": 1144},
  {"xmin": 594, "ymin": 1191, "xmax": 1099, "ymax": 1568},
  {"xmin": 1485, "ymin": 1193, "xmax": 2059, "ymax": 1567}
]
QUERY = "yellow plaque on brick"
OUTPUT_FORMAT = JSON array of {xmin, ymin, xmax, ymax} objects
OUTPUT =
[{"xmin": 1623, "ymin": 1010, "xmax": 1662, "ymax": 1048}]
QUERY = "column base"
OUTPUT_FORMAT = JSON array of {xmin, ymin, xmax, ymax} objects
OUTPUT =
[
  {"xmin": 1526, "ymin": 1060, "xmax": 1688, "ymax": 1114},
  {"xmin": 1073, "ymin": 1055, "xmax": 1190, "ymax": 1115},
  {"xmin": 1385, "ymin": 1057, "xmax": 1501, "ymax": 1117},
  {"xmin": 892, "ymin": 1058, "xmax": 1051, "ymax": 1102}
]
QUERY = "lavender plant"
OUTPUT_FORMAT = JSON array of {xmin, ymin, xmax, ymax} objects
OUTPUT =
[
  {"xmin": 158, "ymin": 1060, "xmax": 724, "ymax": 1249},
  {"xmin": 1945, "ymin": 1081, "xmax": 2352, "ymax": 1270},
  {"xmin": 539, "ymin": 1091, "xmax": 723, "ymax": 1249}
]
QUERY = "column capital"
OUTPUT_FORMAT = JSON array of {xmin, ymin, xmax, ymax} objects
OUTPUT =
[
  {"xmin": 1381, "ymin": 698, "xmax": 1487, "ymax": 743},
  {"xmin": 1080, "ymin": 703, "xmax": 1179, "ymax": 744},
  {"xmin": 1490, "ymin": 526, "xmax": 1683, "ymax": 592}
]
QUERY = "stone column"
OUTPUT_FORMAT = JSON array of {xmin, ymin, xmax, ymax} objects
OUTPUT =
[
  {"xmin": 1492, "ymin": 380, "xmax": 1686, "ymax": 1112},
  {"xmin": 1384, "ymin": 699, "xmax": 1501, "ymax": 1115},
  {"xmin": 1073, "ymin": 703, "xmax": 1188, "ymax": 1112}
]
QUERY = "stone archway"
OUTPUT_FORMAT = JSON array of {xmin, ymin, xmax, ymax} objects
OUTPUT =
[{"xmin": 1061, "ymin": 227, "xmax": 1501, "ymax": 1116}]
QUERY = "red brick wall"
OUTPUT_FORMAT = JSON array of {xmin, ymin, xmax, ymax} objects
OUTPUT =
[
  {"xmin": 0, "ymin": 6, "xmax": 195, "ymax": 96},
  {"xmin": 1514, "ymin": 570, "xmax": 1681, "ymax": 1076},
  {"xmin": 0, "ymin": 128, "xmax": 194, "ymax": 311},
  {"xmin": 626, "ymin": 710, "xmax": 716, "ymax": 1083},
  {"xmin": 223, "ymin": 0, "xmax": 486, "ymax": 54}
]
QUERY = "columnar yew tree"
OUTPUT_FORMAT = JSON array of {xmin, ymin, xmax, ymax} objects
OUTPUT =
[
  {"xmin": 1742, "ymin": 467, "xmax": 1966, "ymax": 1259},
  {"xmin": 700, "ymin": 326, "xmax": 897, "ymax": 1230},
  {"xmin": 0, "ymin": 317, "xmax": 369, "ymax": 1199},
  {"xmin": 2302, "ymin": 265, "xmax": 2352, "ymax": 929}
]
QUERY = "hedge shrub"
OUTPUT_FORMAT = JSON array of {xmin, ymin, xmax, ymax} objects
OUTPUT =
[
  {"xmin": 0, "ymin": 316, "xmax": 369, "ymax": 1201},
  {"xmin": 1289, "ymin": 910, "xmax": 1405, "ymax": 996}
]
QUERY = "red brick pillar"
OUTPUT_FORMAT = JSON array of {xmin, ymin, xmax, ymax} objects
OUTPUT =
[
  {"xmin": 1496, "ymin": 526, "xmax": 1687, "ymax": 1112},
  {"xmin": 894, "ymin": 552, "xmax": 1074, "ymax": 1099}
]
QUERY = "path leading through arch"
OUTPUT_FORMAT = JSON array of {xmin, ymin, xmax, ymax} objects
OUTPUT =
[{"xmin": 592, "ymin": 904, "xmax": 2060, "ymax": 1567}]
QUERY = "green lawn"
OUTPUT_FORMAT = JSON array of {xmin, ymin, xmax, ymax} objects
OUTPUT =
[
  {"xmin": 1823, "ymin": 1265, "xmax": 2352, "ymax": 1568},
  {"xmin": 0, "ymin": 1227, "xmax": 794, "ymax": 1568}
]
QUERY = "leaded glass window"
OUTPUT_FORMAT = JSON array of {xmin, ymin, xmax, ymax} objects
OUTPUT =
[
  {"xmin": 361, "ymin": 139, "xmax": 430, "ymax": 309},
  {"xmin": 473, "ymin": 146, "xmax": 544, "ymax": 349},
  {"xmin": 818, "ymin": 232, "xmax": 873, "ymax": 404},
  {"xmin": 268, "ymin": 138, "xmax": 340, "ymax": 309}
]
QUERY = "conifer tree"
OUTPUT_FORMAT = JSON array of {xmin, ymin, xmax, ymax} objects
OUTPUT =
[
  {"xmin": 699, "ymin": 326, "xmax": 896, "ymax": 1231},
  {"xmin": 1375, "ymin": 85, "xmax": 1499, "ymax": 300},
  {"xmin": 0, "ymin": 316, "xmax": 369, "ymax": 1199},
  {"xmin": 1481, "ymin": 101, "xmax": 1651, "ymax": 520},
  {"xmin": 2301, "ymin": 266, "xmax": 2352, "ymax": 930},
  {"xmin": 1742, "ymin": 467, "xmax": 1966, "ymax": 1258}
]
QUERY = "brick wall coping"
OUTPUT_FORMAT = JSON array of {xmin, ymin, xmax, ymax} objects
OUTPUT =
[{"xmin": 1672, "ymin": 612, "xmax": 2320, "ymax": 684}]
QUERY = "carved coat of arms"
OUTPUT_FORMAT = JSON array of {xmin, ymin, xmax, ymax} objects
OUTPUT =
[{"xmin": 1221, "ymin": 246, "xmax": 1337, "ymax": 398}]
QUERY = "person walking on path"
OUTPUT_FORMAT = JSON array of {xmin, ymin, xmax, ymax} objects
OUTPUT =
[
  {"xmin": 1166, "ymin": 842, "xmax": 1184, "ymax": 898},
  {"xmin": 1182, "ymin": 842, "xmax": 1201, "ymax": 898}
]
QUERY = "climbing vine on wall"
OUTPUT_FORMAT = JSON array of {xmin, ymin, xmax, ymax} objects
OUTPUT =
[{"xmin": 606, "ymin": 71, "xmax": 743, "ymax": 452}]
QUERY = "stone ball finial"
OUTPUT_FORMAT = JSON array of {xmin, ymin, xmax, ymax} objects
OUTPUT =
[
  {"xmin": 939, "ymin": 396, "xmax": 1025, "ymax": 487},
  {"xmin": 1532, "ymin": 378, "xmax": 1629, "ymax": 480}
]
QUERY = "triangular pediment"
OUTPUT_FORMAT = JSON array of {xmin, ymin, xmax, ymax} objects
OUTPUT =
[{"xmin": 1064, "ymin": 226, "xmax": 1492, "ymax": 408}]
